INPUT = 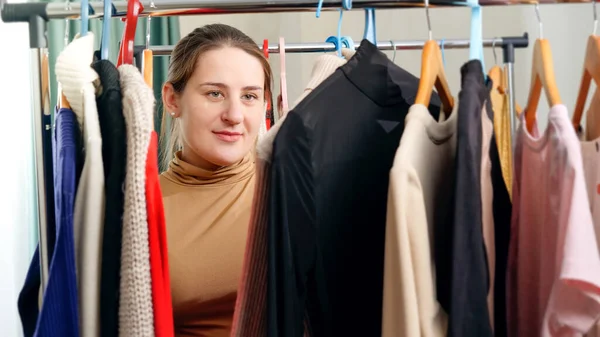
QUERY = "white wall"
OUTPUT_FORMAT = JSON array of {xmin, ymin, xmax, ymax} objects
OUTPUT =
[
  {"xmin": 0, "ymin": 16, "xmax": 38, "ymax": 337},
  {"xmin": 179, "ymin": 3, "xmax": 596, "ymax": 129}
]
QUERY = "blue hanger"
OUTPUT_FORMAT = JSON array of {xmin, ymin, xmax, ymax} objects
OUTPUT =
[
  {"xmin": 466, "ymin": 0, "xmax": 485, "ymax": 71},
  {"xmin": 316, "ymin": 0, "xmax": 351, "ymax": 17},
  {"xmin": 363, "ymin": 8, "xmax": 376, "ymax": 45},
  {"xmin": 440, "ymin": 38, "xmax": 446, "ymax": 68},
  {"xmin": 342, "ymin": 36, "xmax": 355, "ymax": 50},
  {"xmin": 100, "ymin": 0, "xmax": 115, "ymax": 59},
  {"xmin": 81, "ymin": 0, "xmax": 91, "ymax": 36},
  {"xmin": 325, "ymin": 8, "xmax": 346, "ymax": 57}
]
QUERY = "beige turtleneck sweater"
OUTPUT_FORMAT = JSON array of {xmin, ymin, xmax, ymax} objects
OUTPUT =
[{"xmin": 159, "ymin": 151, "xmax": 256, "ymax": 337}]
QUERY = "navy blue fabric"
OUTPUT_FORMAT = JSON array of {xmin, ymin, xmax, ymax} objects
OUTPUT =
[
  {"xmin": 18, "ymin": 113, "xmax": 56, "ymax": 337},
  {"xmin": 18, "ymin": 108, "xmax": 82, "ymax": 337}
]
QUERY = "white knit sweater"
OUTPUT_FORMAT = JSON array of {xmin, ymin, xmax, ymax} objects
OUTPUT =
[
  {"xmin": 118, "ymin": 64, "xmax": 156, "ymax": 337},
  {"xmin": 55, "ymin": 33, "xmax": 105, "ymax": 337}
]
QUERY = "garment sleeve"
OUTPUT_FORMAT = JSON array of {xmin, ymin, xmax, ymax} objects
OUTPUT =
[
  {"xmin": 231, "ymin": 160, "xmax": 271, "ymax": 337},
  {"xmin": 382, "ymin": 166, "xmax": 447, "ymax": 337},
  {"xmin": 543, "ymin": 164, "xmax": 600, "ymax": 335},
  {"xmin": 440, "ymin": 102, "xmax": 493, "ymax": 337},
  {"xmin": 267, "ymin": 111, "xmax": 316, "ymax": 337}
]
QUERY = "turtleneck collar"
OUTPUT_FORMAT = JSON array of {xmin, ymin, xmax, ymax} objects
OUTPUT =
[{"xmin": 163, "ymin": 151, "xmax": 255, "ymax": 186}]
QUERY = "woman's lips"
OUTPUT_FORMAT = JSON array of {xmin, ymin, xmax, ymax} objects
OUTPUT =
[{"xmin": 213, "ymin": 131, "xmax": 242, "ymax": 142}]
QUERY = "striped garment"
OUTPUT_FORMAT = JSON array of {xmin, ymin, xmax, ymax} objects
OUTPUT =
[{"xmin": 230, "ymin": 54, "xmax": 349, "ymax": 337}]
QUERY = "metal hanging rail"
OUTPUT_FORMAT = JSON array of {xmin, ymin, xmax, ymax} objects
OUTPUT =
[
  {"xmin": 147, "ymin": 34, "xmax": 529, "ymax": 55},
  {"xmin": 0, "ymin": 0, "xmax": 568, "ymax": 21}
]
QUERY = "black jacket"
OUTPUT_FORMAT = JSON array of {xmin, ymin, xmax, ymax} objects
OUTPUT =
[{"xmin": 266, "ymin": 39, "xmax": 442, "ymax": 337}]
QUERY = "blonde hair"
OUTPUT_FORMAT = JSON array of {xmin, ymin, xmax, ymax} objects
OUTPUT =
[{"xmin": 160, "ymin": 24, "xmax": 273, "ymax": 171}]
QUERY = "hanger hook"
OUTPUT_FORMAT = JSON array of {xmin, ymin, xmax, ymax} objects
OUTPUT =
[
  {"xmin": 425, "ymin": 0, "xmax": 432, "ymax": 40},
  {"xmin": 492, "ymin": 37, "xmax": 498, "ymax": 65},
  {"xmin": 534, "ymin": 3, "xmax": 543, "ymax": 39},
  {"xmin": 64, "ymin": 0, "xmax": 70, "ymax": 47},
  {"xmin": 594, "ymin": 0, "xmax": 598, "ymax": 35},
  {"xmin": 146, "ymin": 0, "xmax": 155, "ymax": 49},
  {"xmin": 390, "ymin": 40, "xmax": 397, "ymax": 62}
]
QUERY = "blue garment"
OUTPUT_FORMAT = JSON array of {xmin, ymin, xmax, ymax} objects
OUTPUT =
[
  {"xmin": 18, "ymin": 113, "xmax": 56, "ymax": 337},
  {"xmin": 18, "ymin": 108, "xmax": 81, "ymax": 337}
]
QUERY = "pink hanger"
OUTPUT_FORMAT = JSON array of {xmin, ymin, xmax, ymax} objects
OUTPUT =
[{"xmin": 278, "ymin": 37, "xmax": 289, "ymax": 118}]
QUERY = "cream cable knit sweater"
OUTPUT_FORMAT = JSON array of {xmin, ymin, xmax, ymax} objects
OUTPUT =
[
  {"xmin": 118, "ymin": 64, "xmax": 156, "ymax": 337},
  {"xmin": 55, "ymin": 33, "xmax": 105, "ymax": 337}
]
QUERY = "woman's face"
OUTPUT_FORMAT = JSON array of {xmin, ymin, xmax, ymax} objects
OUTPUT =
[{"xmin": 164, "ymin": 46, "xmax": 265, "ymax": 170}]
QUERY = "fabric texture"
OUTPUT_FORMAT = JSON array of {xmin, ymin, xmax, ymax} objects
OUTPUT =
[
  {"xmin": 487, "ymin": 97, "xmax": 512, "ymax": 337},
  {"xmin": 382, "ymin": 104, "xmax": 455, "ymax": 337},
  {"xmin": 488, "ymin": 71, "xmax": 513, "ymax": 200},
  {"xmin": 90, "ymin": 60, "xmax": 127, "ymax": 337},
  {"xmin": 435, "ymin": 60, "xmax": 493, "ymax": 337},
  {"xmin": 19, "ymin": 108, "xmax": 81, "ymax": 337},
  {"xmin": 481, "ymin": 103, "xmax": 495, "ymax": 330},
  {"xmin": 118, "ymin": 64, "xmax": 155, "ymax": 337},
  {"xmin": 508, "ymin": 104, "xmax": 600, "ymax": 336},
  {"xmin": 266, "ymin": 39, "xmax": 442, "ymax": 337},
  {"xmin": 146, "ymin": 132, "xmax": 174, "ymax": 337},
  {"xmin": 160, "ymin": 150, "xmax": 255, "ymax": 337},
  {"xmin": 231, "ymin": 53, "xmax": 348, "ymax": 337},
  {"xmin": 18, "ymin": 112, "xmax": 58, "ymax": 337},
  {"xmin": 56, "ymin": 33, "xmax": 105, "ymax": 337},
  {"xmin": 578, "ymin": 90, "xmax": 600, "ymax": 337}
]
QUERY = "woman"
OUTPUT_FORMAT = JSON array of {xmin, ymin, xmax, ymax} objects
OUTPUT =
[{"xmin": 159, "ymin": 23, "xmax": 273, "ymax": 336}]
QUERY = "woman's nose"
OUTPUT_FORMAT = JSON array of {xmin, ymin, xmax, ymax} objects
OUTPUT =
[{"xmin": 222, "ymin": 99, "xmax": 244, "ymax": 124}]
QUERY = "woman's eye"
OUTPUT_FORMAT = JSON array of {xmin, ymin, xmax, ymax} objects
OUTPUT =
[
  {"xmin": 207, "ymin": 91, "xmax": 223, "ymax": 99},
  {"xmin": 242, "ymin": 94, "xmax": 258, "ymax": 101}
]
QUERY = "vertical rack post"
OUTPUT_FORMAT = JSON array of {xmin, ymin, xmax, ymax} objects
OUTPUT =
[
  {"xmin": 503, "ymin": 41, "xmax": 517, "ymax": 143},
  {"xmin": 31, "ymin": 15, "xmax": 50, "ymax": 295},
  {"xmin": 3, "ymin": 3, "xmax": 51, "ymax": 295}
]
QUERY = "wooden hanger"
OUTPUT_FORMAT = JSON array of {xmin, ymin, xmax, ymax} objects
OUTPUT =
[
  {"xmin": 488, "ymin": 65, "xmax": 523, "ymax": 116},
  {"xmin": 524, "ymin": 38, "xmax": 562, "ymax": 132},
  {"xmin": 415, "ymin": 40, "xmax": 455, "ymax": 115},
  {"xmin": 41, "ymin": 52, "xmax": 50, "ymax": 112},
  {"xmin": 572, "ymin": 35, "xmax": 600, "ymax": 132},
  {"xmin": 143, "ymin": 49, "xmax": 153, "ymax": 88}
]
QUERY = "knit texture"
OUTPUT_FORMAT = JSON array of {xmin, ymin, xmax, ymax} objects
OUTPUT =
[
  {"xmin": 21, "ymin": 108, "xmax": 82, "ymax": 337},
  {"xmin": 145, "ymin": 131, "xmax": 175, "ymax": 337},
  {"xmin": 118, "ymin": 64, "xmax": 155, "ymax": 337},
  {"xmin": 56, "ymin": 33, "xmax": 105, "ymax": 337},
  {"xmin": 91, "ymin": 60, "xmax": 127, "ymax": 337},
  {"xmin": 231, "ymin": 54, "xmax": 346, "ymax": 337}
]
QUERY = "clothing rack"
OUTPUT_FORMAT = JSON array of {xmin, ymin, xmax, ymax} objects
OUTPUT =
[
  {"xmin": 147, "ymin": 33, "xmax": 527, "ymax": 128},
  {"xmin": 1, "ymin": 0, "xmax": 529, "ymax": 298},
  {"xmin": 0, "ymin": 0, "xmax": 560, "ymax": 21}
]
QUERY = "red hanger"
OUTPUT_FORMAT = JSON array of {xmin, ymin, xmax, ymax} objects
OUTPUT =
[
  {"xmin": 262, "ymin": 39, "xmax": 273, "ymax": 130},
  {"xmin": 117, "ymin": 0, "xmax": 144, "ymax": 67}
]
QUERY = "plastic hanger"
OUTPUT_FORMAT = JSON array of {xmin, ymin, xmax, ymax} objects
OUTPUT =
[
  {"xmin": 524, "ymin": 4, "xmax": 562, "ymax": 133},
  {"xmin": 363, "ymin": 8, "xmax": 376, "ymax": 45},
  {"xmin": 142, "ymin": 2, "xmax": 154, "ymax": 88},
  {"xmin": 415, "ymin": 0, "xmax": 454, "ymax": 114},
  {"xmin": 81, "ymin": 0, "xmax": 89, "ymax": 36},
  {"xmin": 466, "ymin": 0, "xmax": 485, "ymax": 71},
  {"xmin": 316, "ymin": 0, "xmax": 351, "ymax": 18},
  {"xmin": 117, "ymin": 0, "xmax": 143, "ymax": 66},
  {"xmin": 59, "ymin": 0, "xmax": 71, "ymax": 110},
  {"xmin": 100, "ymin": 0, "xmax": 115, "ymax": 60},
  {"xmin": 262, "ymin": 39, "xmax": 273, "ymax": 130},
  {"xmin": 278, "ymin": 37, "xmax": 289, "ymax": 118},
  {"xmin": 572, "ymin": 0, "xmax": 600, "ymax": 132}
]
